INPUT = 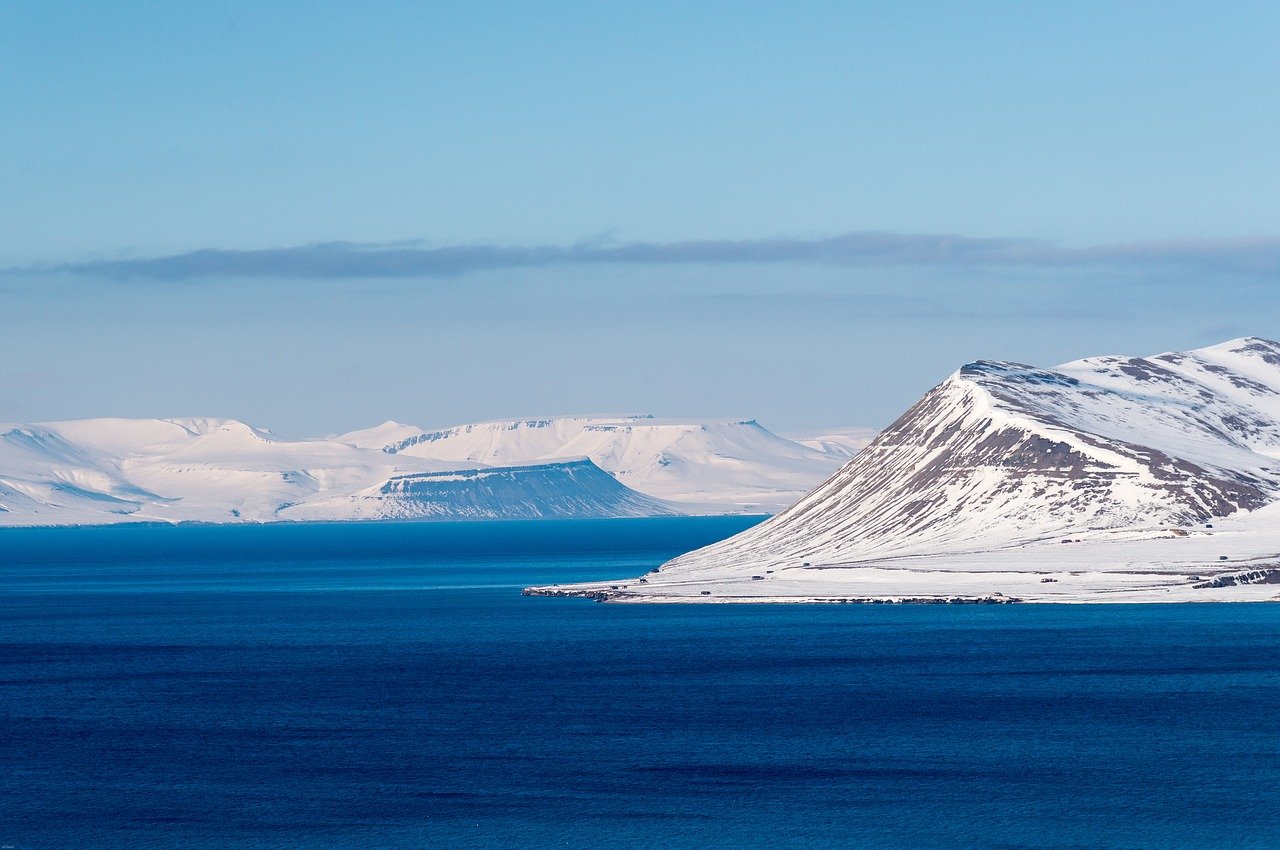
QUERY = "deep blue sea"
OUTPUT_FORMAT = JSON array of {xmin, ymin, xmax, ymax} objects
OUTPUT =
[{"xmin": 2, "ymin": 517, "xmax": 1279, "ymax": 849}]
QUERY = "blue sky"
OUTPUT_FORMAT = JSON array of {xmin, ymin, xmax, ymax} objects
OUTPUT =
[{"xmin": 3, "ymin": 1, "xmax": 1279, "ymax": 434}]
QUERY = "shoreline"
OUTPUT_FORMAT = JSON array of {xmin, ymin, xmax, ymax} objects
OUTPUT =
[{"xmin": 523, "ymin": 564, "xmax": 1280, "ymax": 604}]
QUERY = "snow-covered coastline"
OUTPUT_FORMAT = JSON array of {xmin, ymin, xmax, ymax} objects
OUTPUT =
[{"xmin": 527, "ymin": 337, "xmax": 1280, "ymax": 604}]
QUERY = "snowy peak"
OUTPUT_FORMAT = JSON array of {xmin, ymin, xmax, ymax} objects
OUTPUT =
[
  {"xmin": 334, "ymin": 420, "xmax": 426, "ymax": 450},
  {"xmin": 1197, "ymin": 335, "xmax": 1280, "ymax": 363},
  {"xmin": 660, "ymin": 337, "xmax": 1280, "ymax": 574}
]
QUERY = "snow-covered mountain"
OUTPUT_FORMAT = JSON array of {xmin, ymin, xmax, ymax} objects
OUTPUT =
[
  {"xmin": 0, "ymin": 412, "xmax": 859, "ymax": 526},
  {"xmin": 372, "ymin": 415, "xmax": 851, "ymax": 512},
  {"xmin": 333, "ymin": 420, "xmax": 426, "ymax": 450},
  {"xmin": 281, "ymin": 459, "xmax": 679, "ymax": 521},
  {"xmin": 527, "ymin": 337, "xmax": 1280, "ymax": 603},
  {"xmin": 785, "ymin": 427, "xmax": 878, "ymax": 460},
  {"xmin": 0, "ymin": 418, "xmax": 676, "ymax": 526}
]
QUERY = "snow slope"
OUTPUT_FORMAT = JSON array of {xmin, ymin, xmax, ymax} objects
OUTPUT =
[
  {"xmin": 333, "ymin": 420, "xmax": 426, "ymax": 450},
  {"xmin": 527, "ymin": 337, "xmax": 1280, "ymax": 603},
  {"xmin": 786, "ymin": 427, "xmax": 878, "ymax": 460},
  {"xmin": 380, "ymin": 416, "xmax": 851, "ymax": 512}
]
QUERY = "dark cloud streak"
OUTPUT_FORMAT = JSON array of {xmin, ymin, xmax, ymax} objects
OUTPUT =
[{"xmin": 8, "ymin": 232, "xmax": 1280, "ymax": 281}]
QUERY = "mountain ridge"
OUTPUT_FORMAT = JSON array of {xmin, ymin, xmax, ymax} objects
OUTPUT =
[{"xmin": 526, "ymin": 336, "xmax": 1280, "ymax": 603}]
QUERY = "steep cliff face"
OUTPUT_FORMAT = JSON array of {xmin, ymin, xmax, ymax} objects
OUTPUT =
[
  {"xmin": 283, "ymin": 459, "xmax": 681, "ymax": 521},
  {"xmin": 375, "ymin": 415, "xmax": 853, "ymax": 512}
]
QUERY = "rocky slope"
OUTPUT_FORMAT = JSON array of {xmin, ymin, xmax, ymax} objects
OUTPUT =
[{"xmin": 527, "ymin": 337, "xmax": 1280, "ymax": 603}]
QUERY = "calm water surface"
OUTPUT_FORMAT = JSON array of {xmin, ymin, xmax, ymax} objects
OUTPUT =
[{"xmin": 2, "ymin": 517, "xmax": 1278, "ymax": 849}]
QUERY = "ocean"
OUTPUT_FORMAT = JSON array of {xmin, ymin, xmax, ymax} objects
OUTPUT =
[{"xmin": 2, "ymin": 517, "xmax": 1278, "ymax": 849}]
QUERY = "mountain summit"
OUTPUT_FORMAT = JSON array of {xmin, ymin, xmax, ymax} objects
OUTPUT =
[{"xmin": 528, "ymin": 338, "xmax": 1280, "ymax": 603}]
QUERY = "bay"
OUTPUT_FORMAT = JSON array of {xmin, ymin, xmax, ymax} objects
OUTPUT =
[{"xmin": 1, "ymin": 517, "xmax": 1278, "ymax": 849}]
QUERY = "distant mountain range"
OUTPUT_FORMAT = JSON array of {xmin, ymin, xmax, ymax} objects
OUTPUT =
[
  {"xmin": 361, "ymin": 415, "xmax": 865, "ymax": 512},
  {"xmin": 0, "ymin": 414, "xmax": 861, "ymax": 526},
  {"xmin": 527, "ymin": 337, "xmax": 1280, "ymax": 603}
]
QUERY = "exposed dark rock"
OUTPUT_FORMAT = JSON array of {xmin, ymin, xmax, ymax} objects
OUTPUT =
[{"xmin": 1194, "ymin": 568, "xmax": 1280, "ymax": 588}]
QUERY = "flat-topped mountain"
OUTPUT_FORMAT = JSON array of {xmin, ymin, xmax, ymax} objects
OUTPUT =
[
  {"xmin": 359, "ymin": 415, "xmax": 852, "ymax": 512},
  {"xmin": 528, "ymin": 337, "xmax": 1280, "ymax": 603},
  {"xmin": 283, "ymin": 459, "xmax": 680, "ymax": 522}
]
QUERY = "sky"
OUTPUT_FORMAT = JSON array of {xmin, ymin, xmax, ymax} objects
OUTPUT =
[{"xmin": 2, "ymin": 1, "xmax": 1279, "ymax": 436}]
